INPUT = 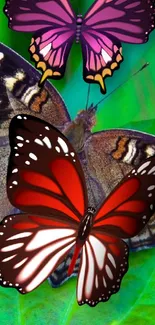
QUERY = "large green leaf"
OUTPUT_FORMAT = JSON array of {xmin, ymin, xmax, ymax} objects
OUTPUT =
[{"xmin": 1, "ymin": 248, "xmax": 155, "ymax": 325}]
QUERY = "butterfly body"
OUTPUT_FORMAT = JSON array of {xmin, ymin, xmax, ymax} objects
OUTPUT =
[{"xmin": 75, "ymin": 14, "xmax": 83, "ymax": 43}]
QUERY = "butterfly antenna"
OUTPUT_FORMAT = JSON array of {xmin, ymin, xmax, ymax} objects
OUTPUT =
[
  {"xmin": 86, "ymin": 84, "xmax": 91, "ymax": 110},
  {"xmin": 95, "ymin": 62, "xmax": 150, "ymax": 107}
]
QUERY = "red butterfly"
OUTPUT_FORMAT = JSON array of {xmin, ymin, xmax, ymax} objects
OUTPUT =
[{"xmin": 0, "ymin": 114, "xmax": 155, "ymax": 307}]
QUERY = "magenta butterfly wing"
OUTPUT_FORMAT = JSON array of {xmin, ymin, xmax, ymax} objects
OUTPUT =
[
  {"xmin": 4, "ymin": 0, "xmax": 155, "ymax": 92},
  {"xmin": 4, "ymin": 0, "xmax": 77, "ymax": 84},
  {"xmin": 0, "ymin": 115, "xmax": 155, "ymax": 306},
  {"xmin": 81, "ymin": 0, "xmax": 155, "ymax": 93}
]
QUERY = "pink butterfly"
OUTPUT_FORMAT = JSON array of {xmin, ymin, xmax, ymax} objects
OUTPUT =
[
  {"xmin": 4, "ymin": 0, "xmax": 155, "ymax": 93},
  {"xmin": 0, "ymin": 114, "xmax": 155, "ymax": 306}
]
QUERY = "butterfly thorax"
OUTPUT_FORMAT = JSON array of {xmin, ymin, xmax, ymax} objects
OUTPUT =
[
  {"xmin": 76, "ymin": 14, "xmax": 83, "ymax": 43},
  {"xmin": 77, "ymin": 207, "xmax": 95, "ymax": 243}
]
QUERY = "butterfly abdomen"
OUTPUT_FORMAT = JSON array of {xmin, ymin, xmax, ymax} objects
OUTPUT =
[
  {"xmin": 76, "ymin": 14, "xmax": 83, "ymax": 43},
  {"xmin": 67, "ymin": 208, "xmax": 95, "ymax": 276},
  {"xmin": 77, "ymin": 207, "xmax": 95, "ymax": 243}
]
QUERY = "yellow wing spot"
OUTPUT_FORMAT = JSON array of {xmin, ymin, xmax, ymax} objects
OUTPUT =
[
  {"xmin": 30, "ymin": 38, "xmax": 34, "ymax": 45},
  {"xmin": 119, "ymin": 47, "xmax": 123, "ymax": 55},
  {"xmin": 95, "ymin": 74, "xmax": 105, "ymax": 92},
  {"xmin": 33, "ymin": 54, "xmax": 39, "ymax": 62},
  {"xmin": 102, "ymin": 68, "xmax": 112, "ymax": 78},
  {"xmin": 37, "ymin": 61, "xmax": 46, "ymax": 71},
  {"xmin": 86, "ymin": 75, "xmax": 94, "ymax": 80},
  {"xmin": 111, "ymin": 62, "xmax": 118, "ymax": 70},
  {"xmin": 116, "ymin": 54, "xmax": 123, "ymax": 63},
  {"xmin": 53, "ymin": 71, "xmax": 61, "ymax": 76},
  {"xmin": 29, "ymin": 44, "xmax": 35, "ymax": 54},
  {"xmin": 40, "ymin": 69, "xmax": 53, "ymax": 84}
]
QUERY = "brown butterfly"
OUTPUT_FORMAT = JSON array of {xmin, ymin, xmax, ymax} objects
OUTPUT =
[{"xmin": 0, "ymin": 42, "xmax": 155, "ymax": 288}]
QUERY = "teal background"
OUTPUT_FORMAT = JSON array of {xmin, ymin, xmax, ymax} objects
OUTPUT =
[{"xmin": 0, "ymin": 0, "xmax": 155, "ymax": 324}]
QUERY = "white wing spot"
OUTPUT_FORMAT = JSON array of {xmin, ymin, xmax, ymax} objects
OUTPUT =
[
  {"xmin": 26, "ymin": 140, "xmax": 30, "ymax": 143},
  {"xmin": 148, "ymin": 166, "xmax": 155, "ymax": 174},
  {"xmin": 40, "ymin": 43, "xmax": 52, "ymax": 57},
  {"xmin": 17, "ymin": 116, "xmax": 22, "ymax": 119},
  {"xmin": 16, "ymin": 136, "xmax": 24, "ymax": 141},
  {"xmin": 15, "ymin": 153, "xmax": 19, "ymax": 157},
  {"xmin": 12, "ymin": 168, "xmax": 18, "ymax": 173},
  {"xmin": 101, "ymin": 48, "xmax": 112, "ymax": 63},
  {"xmin": 55, "ymin": 146, "xmax": 60, "ymax": 153},
  {"xmin": 107, "ymin": 253, "xmax": 116, "ymax": 268},
  {"xmin": 58, "ymin": 137, "xmax": 68, "ymax": 153},
  {"xmin": 45, "ymin": 126, "xmax": 50, "ymax": 130},
  {"xmin": 17, "ymin": 143, "xmax": 23, "ymax": 147},
  {"xmin": 25, "ymin": 161, "xmax": 30, "ymax": 165},
  {"xmin": 2, "ymin": 254, "xmax": 17, "ymax": 262},
  {"xmin": 12, "ymin": 181, "xmax": 18, "ymax": 185},
  {"xmin": 43, "ymin": 136, "xmax": 52, "ymax": 149},
  {"xmin": 34, "ymin": 138, "xmax": 44, "ymax": 146},
  {"xmin": 70, "ymin": 152, "xmax": 75, "ymax": 157},
  {"xmin": 148, "ymin": 185, "xmax": 155, "ymax": 191},
  {"xmin": 95, "ymin": 275, "xmax": 99, "ymax": 288},
  {"xmin": 137, "ymin": 160, "xmax": 151, "ymax": 173},
  {"xmin": 7, "ymin": 232, "xmax": 32, "ymax": 241},
  {"xmin": 105, "ymin": 265, "xmax": 113, "ymax": 280},
  {"xmin": 0, "ymin": 52, "xmax": 4, "ymax": 60},
  {"xmin": 103, "ymin": 277, "xmax": 107, "ymax": 287},
  {"xmin": 29, "ymin": 153, "xmax": 37, "ymax": 161},
  {"xmin": 89, "ymin": 235, "xmax": 106, "ymax": 270},
  {"xmin": 14, "ymin": 258, "xmax": 28, "ymax": 269},
  {"xmin": 1, "ymin": 243, "xmax": 24, "ymax": 252}
]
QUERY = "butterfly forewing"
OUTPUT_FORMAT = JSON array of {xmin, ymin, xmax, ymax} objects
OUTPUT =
[
  {"xmin": 77, "ymin": 233, "xmax": 128, "ymax": 306},
  {"xmin": 93, "ymin": 158, "xmax": 155, "ymax": 238},
  {"xmin": 0, "ymin": 213, "xmax": 76, "ymax": 293},
  {"xmin": 7, "ymin": 115, "xmax": 88, "ymax": 221}
]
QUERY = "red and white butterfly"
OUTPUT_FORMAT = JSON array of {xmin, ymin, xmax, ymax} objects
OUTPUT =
[
  {"xmin": 0, "ymin": 114, "xmax": 155, "ymax": 307},
  {"xmin": 4, "ymin": 0, "xmax": 155, "ymax": 93}
]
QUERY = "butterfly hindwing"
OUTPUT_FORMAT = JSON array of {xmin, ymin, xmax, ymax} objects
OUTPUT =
[
  {"xmin": 0, "ymin": 213, "xmax": 76, "ymax": 293},
  {"xmin": 7, "ymin": 115, "xmax": 88, "ymax": 220},
  {"xmin": 77, "ymin": 234, "xmax": 128, "ymax": 306}
]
